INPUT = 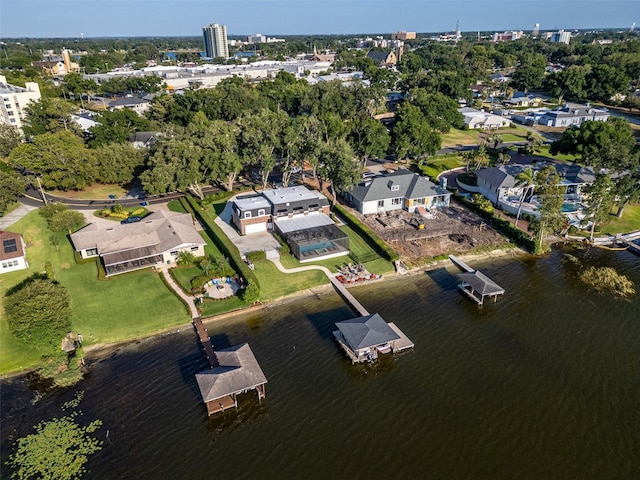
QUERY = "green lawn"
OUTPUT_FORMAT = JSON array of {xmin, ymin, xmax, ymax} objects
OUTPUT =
[
  {"xmin": 420, "ymin": 155, "xmax": 465, "ymax": 180},
  {"xmin": 440, "ymin": 128, "xmax": 481, "ymax": 147},
  {"xmin": 49, "ymin": 183, "xmax": 128, "ymax": 200},
  {"xmin": 167, "ymin": 199, "xmax": 187, "ymax": 213},
  {"xmin": 599, "ymin": 204, "xmax": 640, "ymax": 236},
  {"xmin": 253, "ymin": 259, "xmax": 328, "ymax": 300},
  {"xmin": 0, "ymin": 210, "xmax": 189, "ymax": 374},
  {"xmin": 536, "ymin": 145, "xmax": 580, "ymax": 163}
]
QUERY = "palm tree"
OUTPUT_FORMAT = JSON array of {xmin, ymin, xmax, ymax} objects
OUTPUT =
[{"xmin": 514, "ymin": 167, "xmax": 535, "ymax": 228}]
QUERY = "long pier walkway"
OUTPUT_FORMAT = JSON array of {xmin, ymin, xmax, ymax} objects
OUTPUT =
[{"xmin": 268, "ymin": 255, "xmax": 369, "ymax": 316}]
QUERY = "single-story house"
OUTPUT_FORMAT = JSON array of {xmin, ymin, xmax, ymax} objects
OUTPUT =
[
  {"xmin": 343, "ymin": 169, "xmax": 450, "ymax": 215},
  {"xmin": 459, "ymin": 107, "xmax": 512, "ymax": 129},
  {"xmin": 108, "ymin": 97, "xmax": 150, "ymax": 115},
  {"xmin": 70, "ymin": 209, "xmax": 205, "ymax": 276},
  {"xmin": 505, "ymin": 92, "xmax": 544, "ymax": 107},
  {"xmin": 128, "ymin": 131, "xmax": 161, "ymax": 149},
  {"xmin": 538, "ymin": 104, "xmax": 609, "ymax": 127},
  {"xmin": 231, "ymin": 186, "xmax": 349, "ymax": 262},
  {"xmin": 0, "ymin": 231, "xmax": 28, "ymax": 274}
]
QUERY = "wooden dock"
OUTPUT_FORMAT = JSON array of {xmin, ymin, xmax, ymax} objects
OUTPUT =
[
  {"xmin": 192, "ymin": 316, "xmax": 218, "ymax": 368},
  {"xmin": 388, "ymin": 322, "xmax": 414, "ymax": 352},
  {"xmin": 330, "ymin": 277, "xmax": 370, "ymax": 316},
  {"xmin": 449, "ymin": 254, "xmax": 474, "ymax": 273}
]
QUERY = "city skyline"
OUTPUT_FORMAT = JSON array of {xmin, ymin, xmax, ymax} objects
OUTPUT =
[{"xmin": 0, "ymin": 0, "xmax": 638, "ymax": 39}]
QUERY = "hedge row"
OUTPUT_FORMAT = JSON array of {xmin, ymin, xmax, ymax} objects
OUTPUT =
[
  {"xmin": 332, "ymin": 203, "xmax": 399, "ymax": 262},
  {"xmin": 454, "ymin": 194, "xmax": 537, "ymax": 253},
  {"xmin": 183, "ymin": 195, "xmax": 260, "ymax": 296}
]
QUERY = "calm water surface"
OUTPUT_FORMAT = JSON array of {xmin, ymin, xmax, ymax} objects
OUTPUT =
[{"xmin": 2, "ymin": 246, "xmax": 639, "ymax": 479}]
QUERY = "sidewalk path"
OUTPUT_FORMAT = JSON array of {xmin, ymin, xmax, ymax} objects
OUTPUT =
[
  {"xmin": 268, "ymin": 255, "xmax": 333, "ymax": 280},
  {"xmin": 158, "ymin": 265, "xmax": 200, "ymax": 319},
  {"xmin": 0, "ymin": 204, "xmax": 37, "ymax": 229}
]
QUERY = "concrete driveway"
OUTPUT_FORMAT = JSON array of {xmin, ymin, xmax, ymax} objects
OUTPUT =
[{"xmin": 215, "ymin": 200, "xmax": 280, "ymax": 256}]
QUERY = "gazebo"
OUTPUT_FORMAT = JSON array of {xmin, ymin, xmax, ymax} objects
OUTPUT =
[
  {"xmin": 333, "ymin": 313, "xmax": 401, "ymax": 363},
  {"xmin": 457, "ymin": 270, "xmax": 505, "ymax": 305},
  {"xmin": 195, "ymin": 343, "xmax": 267, "ymax": 416}
]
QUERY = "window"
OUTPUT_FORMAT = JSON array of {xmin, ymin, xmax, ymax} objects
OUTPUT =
[
  {"xmin": 377, "ymin": 200, "xmax": 384, "ymax": 208},
  {"xmin": 391, "ymin": 185, "xmax": 400, "ymax": 192},
  {"xmin": 170, "ymin": 251, "xmax": 178, "ymax": 256},
  {"xmin": 86, "ymin": 248, "xmax": 98, "ymax": 256},
  {"xmin": 1, "ymin": 262, "xmax": 7, "ymax": 269},
  {"xmin": 258, "ymin": 209, "xmax": 265, "ymax": 216},
  {"xmin": 392, "ymin": 197, "xmax": 402, "ymax": 206},
  {"xmin": 244, "ymin": 211, "xmax": 252, "ymax": 218},
  {"xmin": 190, "ymin": 246, "xmax": 199, "ymax": 251}
]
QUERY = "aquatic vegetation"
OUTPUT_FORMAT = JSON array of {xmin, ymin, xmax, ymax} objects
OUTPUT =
[{"xmin": 579, "ymin": 266, "xmax": 636, "ymax": 297}]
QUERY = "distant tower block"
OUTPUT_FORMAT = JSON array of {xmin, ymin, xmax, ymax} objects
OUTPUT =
[
  {"xmin": 455, "ymin": 19, "xmax": 461, "ymax": 39},
  {"xmin": 631, "ymin": 22, "xmax": 636, "ymax": 32},
  {"xmin": 532, "ymin": 23, "xmax": 540, "ymax": 37}
]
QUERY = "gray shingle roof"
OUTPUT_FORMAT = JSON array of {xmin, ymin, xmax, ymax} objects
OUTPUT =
[
  {"xmin": 347, "ymin": 170, "xmax": 447, "ymax": 204},
  {"xmin": 195, "ymin": 343, "xmax": 267, "ymax": 402},
  {"xmin": 458, "ymin": 270, "xmax": 505, "ymax": 295},
  {"xmin": 70, "ymin": 209, "xmax": 205, "ymax": 255},
  {"xmin": 109, "ymin": 97, "xmax": 149, "ymax": 107},
  {"xmin": 475, "ymin": 165, "xmax": 527, "ymax": 190},
  {"xmin": 336, "ymin": 313, "xmax": 401, "ymax": 350}
]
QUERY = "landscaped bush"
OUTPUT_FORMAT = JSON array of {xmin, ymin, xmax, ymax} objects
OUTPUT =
[
  {"xmin": 45, "ymin": 261, "xmax": 54, "ymax": 280},
  {"xmin": 111, "ymin": 204, "xmax": 124, "ymax": 214},
  {"xmin": 184, "ymin": 195, "xmax": 260, "ymax": 298},
  {"xmin": 278, "ymin": 244, "xmax": 290, "ymax": 256},
  {"xmin": 191, "ymin": 275, "xmax": 210, "ymax": 290},
  {"xmin": 333, "ymin": 203, "xmax": 399, "ymax": 262},
  {"xmin": 245, "ymin": 250, "xmax": 266, "ymax": 262}
]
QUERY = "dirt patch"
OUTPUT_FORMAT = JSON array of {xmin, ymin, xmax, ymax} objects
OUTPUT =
[{"xmin": 351, "ymin": 202, "xmax": 508, "ymax": 261}]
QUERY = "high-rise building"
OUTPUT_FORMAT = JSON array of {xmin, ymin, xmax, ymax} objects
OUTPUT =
[
  {"xmin": 391, "ymin": 31, "xmax": 416, "ymax": 41},
  {"xmin": 202, "ymin": 23, "xmax": 229, "ymax": 59},
  {"xmin": 532, "ymin": 23, "xmax": 540, "ymax": 37},
  {"xmin": 0, "ymin": 75, "xmax": 41, "ymax": 130},
  {"xmin": 550, "ymin": 29, "xmax": 571, "ymax": 45}
]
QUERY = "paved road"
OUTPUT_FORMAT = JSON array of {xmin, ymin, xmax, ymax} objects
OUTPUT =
[{"xmin": 0, "ymin": 204, "xmax": 37, "ymax": 229}]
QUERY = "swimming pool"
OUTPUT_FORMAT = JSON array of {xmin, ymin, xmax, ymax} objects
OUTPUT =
[{"xmin": 562, "ymin": 202, "xmax": 585, "ymax": 213}]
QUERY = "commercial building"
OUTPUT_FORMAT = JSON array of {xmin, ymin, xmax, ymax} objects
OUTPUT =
[
  {"xmin": 202, "ymin": 23, "xmax": 229, "ymax": 59},
  {"xmin": 391, "ymin": 31, "xmax": 416, "ymax": 41},
  {"xmin": 550, "ymin": 30, "xmax": 571, "ymax": 44},
  {"xmin": 0, "ymin": 75, "xmax": 41, "ymax": 130}
]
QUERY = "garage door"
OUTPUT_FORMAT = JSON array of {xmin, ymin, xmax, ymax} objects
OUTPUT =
[{"xmin": 245, "ymin": 222, "xmax": 267, "ymax": 234}]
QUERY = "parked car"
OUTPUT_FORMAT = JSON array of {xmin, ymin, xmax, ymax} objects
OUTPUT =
[{"xmin": 121, "ymin": 216, "xmax": 142, "ymax": 224}]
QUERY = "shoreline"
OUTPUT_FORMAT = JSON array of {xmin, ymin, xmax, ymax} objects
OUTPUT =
[{"xmin": 0, "ymin": 247, "xmax": 525, "ymax": 380}]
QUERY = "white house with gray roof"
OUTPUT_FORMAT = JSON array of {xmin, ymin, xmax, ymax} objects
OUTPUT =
[
  {"xmin": 538, "ymin": 104, "xmax": 609, "ymax": 127},
  {"xmin": 343, "ymin": 169, "xmax": 450, "ymax": 215},
  {"xmin": 70, "ymin": 209, "xmax": 205, "ymax": 276}
]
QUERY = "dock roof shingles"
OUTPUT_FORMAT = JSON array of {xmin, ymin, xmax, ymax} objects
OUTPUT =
[
  {"xmin": 336, "ymin": 313, "xmax": 400, "ymax": 350},
  {"xmin": 458, "ymin": 270, "xmax": 505, "ymax": 295},
  {"xmin": 195, "ymin": 343, "xmax": 267, "ymax": 402}
]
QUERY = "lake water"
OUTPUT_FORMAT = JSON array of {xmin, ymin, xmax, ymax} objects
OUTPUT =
[{"xmin": 2, "ymin": 246, "xmax": 639, "ymax": 479}]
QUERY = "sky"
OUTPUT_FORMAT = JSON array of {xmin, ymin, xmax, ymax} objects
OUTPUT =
[{"xmin": 0, "ymin": 0, "xmax": 638, "ymax": 38}]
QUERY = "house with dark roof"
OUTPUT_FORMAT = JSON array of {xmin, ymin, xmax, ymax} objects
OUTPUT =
[
  {"xmin": 343, "ymin": 169, "xmax": 450, "ymax": 215},
  {"xmin": 0, "ymin": 231, "xmax": 28, "ymax": 274},
  {"xmin": 108, "ymin": 97, "xmax": 150, "ymax": 115},
  {"xmin": 232, "ymin": 186, "xmax": 349, "ymax": 262},
  {"xmin": 70, "ymin": 209, "xmax": 205, "ymax": 276},
  {"xmin": 128, "ymin": 131, "xmax": 161, "ymax": 149},
  {"xmin": 367, "ymin": 50, "xmax": 397, "ymax": 66},
  {"xmin": 476, "ymin": 162, "xmax": 596, "ymax": 208}
]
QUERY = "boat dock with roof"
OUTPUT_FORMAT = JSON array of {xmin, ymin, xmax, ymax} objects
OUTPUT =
[
  {"xmin": 192, "ymin": 316, "xmax": 267, "ymax": 416},
  {"xmin": 449, "ymin": 255, "xmax": 505, "ymax": 305},
  {"xmin": 333, "ymin": 313, "xmax": 414, "ymax": 363}
]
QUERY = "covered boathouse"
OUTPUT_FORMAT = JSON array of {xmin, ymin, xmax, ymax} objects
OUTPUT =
[
  {"xmin": 333, "ymin": 313, "xmax": 414, "ymax": 363},
  {"xmin": 457, "ymin": 270, "xmax": 505, "ymax": 305},
  {"xmin": 195, "ymin": 343, "xmax": 267, "ymax": 416}
]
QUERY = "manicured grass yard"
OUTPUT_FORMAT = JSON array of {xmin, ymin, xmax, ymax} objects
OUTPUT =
[
  {"xmin": 49, "ymin": 183, "xmax": 128, "ymax": 200},
  {"xmin": 421, "ymin": 155, "xmax": 465, "ymax": 180},
  {"xmin": 536, "ymin": 145, "xmax": 579, "ymax": 163},
  {"xmin": 440, "ymin": 128, "xmax": 481, "ymax": 147},
  {"xmin": 253, "ymin": 259, "xmax": 328, "ymax": 300},
  {"xmin": 0, "ymin": 210, "xmax": 189, "ymax": 374},
  {"xmin": 599, "ymin": 204, "xmax": 640, "ymax": 236}
]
